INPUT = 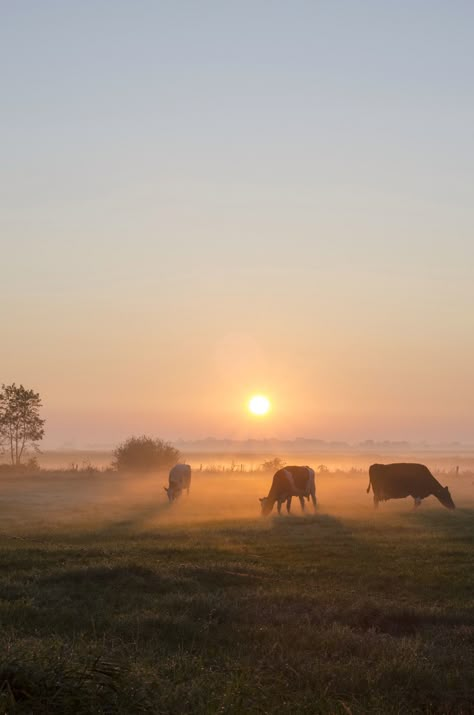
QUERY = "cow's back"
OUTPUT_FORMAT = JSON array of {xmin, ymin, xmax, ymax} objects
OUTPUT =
[
  {"xmin": 271, "ymin": 466, "xmax": 313, "ymax": 496},
  {"xmin": 286, "ymin": 466, "xmax": 313, "ymax": 490},
  {"xmin": 370, "ymin": 463, "xmax": 437, "ymax": 499},
  {"xmin": 169, "ymin": 463, "xmax": 191, "ymax": 486}
]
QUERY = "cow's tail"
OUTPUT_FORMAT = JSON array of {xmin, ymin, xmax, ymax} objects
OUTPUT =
[{"xmin": 366, "ymin": 475, "xmax": 372, "ymax": 494}]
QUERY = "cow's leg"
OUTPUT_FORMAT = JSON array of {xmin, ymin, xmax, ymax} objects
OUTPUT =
[
  {"xmin": 310, "ymin": 492, "xmax": 317, "ymax": 510},
  {"xmin": 373, "ymin": 496, "xmax": 379, "ymax": 509},
  {"xmin": 299, "ymin": 496, "xmax": 305, "ymax": 512},
  {"xmin": 277, "ymin": 500, "xmax": 282, "ymax": 515},
  {"xmin": 286, "ymin": 497, "xmax": 292, "ymax": 513}
]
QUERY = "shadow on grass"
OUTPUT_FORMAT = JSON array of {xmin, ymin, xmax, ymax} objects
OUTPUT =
[
  {"xmin": 338, "ymin": 599, "xmax": 474, "ymax": 636},
  {"xmin": 39, "ymin": 561, "xmax": 263, "ymax": 595},
  {"xmin": 90, "ymin": 500, "xmax": 173, "ymax": 535},
  {"xmin": 270, "ymin": 511, "xmax": 354, "ymax": 534},
  {"xmin": 407, "ymin": 506, "xmax": 474, "ymax": 532},
  {"xmin": 0, "ymin": 650, "xmax": 151, "ymax": 714}
]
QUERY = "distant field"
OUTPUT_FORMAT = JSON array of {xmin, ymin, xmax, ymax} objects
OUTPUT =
[
  {"xmin": 37, "ymin": 448, "xmax": 474, "ymax": 473},
  {"xmin": 0, "ymin": 468, "xmax": 473, "ymax": 713}
]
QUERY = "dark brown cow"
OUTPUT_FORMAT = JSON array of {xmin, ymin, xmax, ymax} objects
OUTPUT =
[
  {"xmin": 259, "ymin": 466, "xmax": 316, "ymax": 516},
  {"xmin": 367, "ymin": 463, "xmax": 455, "ymax": 510}
]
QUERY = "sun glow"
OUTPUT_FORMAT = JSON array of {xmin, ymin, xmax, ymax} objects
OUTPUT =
[{"xmin": 248, "ymin": 395, "xmax": 271, "ymax": 416}]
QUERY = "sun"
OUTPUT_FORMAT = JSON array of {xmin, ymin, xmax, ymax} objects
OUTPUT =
[{"xmin": 248, "ymin": 394, "xmax": 271, "ymax": 416}]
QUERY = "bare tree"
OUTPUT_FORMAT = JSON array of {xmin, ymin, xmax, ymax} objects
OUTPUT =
[{"xmin": 0, "ymin": 384, "xmax": 45, "ymax": 466}]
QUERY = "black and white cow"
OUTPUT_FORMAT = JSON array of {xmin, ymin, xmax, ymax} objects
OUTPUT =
[
  {"xmin": 367, "ymin": 463, "xmax": 455, "ymax": 510},
  {"xmin": 259, "ymin": 466, "xmax": 316, "ymax": 516},
  {"xmin": 165, "ymin": 463, "xmax": 191, "ymax": 502}
]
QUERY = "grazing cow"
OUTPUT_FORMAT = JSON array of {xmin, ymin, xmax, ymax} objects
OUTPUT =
[
  {"xmin": 259, "ymin": 466, "xmax": 317, "ymax": 516},
  {"xmin": 165, "ymin": 463, "xmax": 191, "ymax": 502},
  {"xmin": 367, "ymin": 463, "xmax": 455, "ymax": 510}
]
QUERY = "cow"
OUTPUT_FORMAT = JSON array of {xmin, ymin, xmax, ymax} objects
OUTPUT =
[
  {"xmin": 259, "ymin": 466, "xmax": 317, "ymax": 516},
  {"xmin": 367, "ymin": 463, "xmax": 455, "ymax": 510},
  {"xmin": 164, "ymin": 463, "xmax": 191, "ymax": 502}
]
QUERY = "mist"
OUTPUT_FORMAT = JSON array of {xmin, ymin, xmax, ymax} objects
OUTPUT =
[{"xmin": 2, "ymin": 453, "xmax": 472, "ymax": 539}]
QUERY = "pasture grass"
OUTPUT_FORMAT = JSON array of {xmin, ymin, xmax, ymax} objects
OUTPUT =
[{"xmin": 0, "ymin": 472, "xmax": 473, "ymax": 713}]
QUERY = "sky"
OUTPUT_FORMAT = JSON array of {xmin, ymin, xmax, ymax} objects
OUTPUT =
[{"xmin": 2, "ymin": 1, "xmax": 474, "ymax": 446}]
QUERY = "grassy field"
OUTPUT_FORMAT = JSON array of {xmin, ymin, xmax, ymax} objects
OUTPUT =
[{"xmin": 0, "ymin": 469, "xmax": 473, "ymax": 713}]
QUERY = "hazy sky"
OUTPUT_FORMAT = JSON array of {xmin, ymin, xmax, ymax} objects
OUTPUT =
[{"xmin": 2, "ymin": 2, "xmax": 474, "ymax": 446}]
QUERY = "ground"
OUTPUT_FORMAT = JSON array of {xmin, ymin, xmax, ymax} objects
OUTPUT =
[{"xmin": 0, "ymin": 469, "xmax": 473, "ymax": 713}]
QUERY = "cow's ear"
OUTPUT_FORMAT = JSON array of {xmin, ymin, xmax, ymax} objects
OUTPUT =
[
  {"xmin": 164, "ymin": 487, "xmax": 168, "ymax": 492},
  {"xmin": 259, "ymin": 497, "xmax": 264, "ymax": 502}
]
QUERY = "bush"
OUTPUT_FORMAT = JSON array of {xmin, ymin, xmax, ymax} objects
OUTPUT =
[
  {"xmin": 260, "ymin": 457, "xmax": 286, "ymax": 472},
  {"xmin": 0, "ymin": 457, "xmax": 40, "ymax": 474},
  {"xmin": 113, "ymin": 436, "xmax": 180, "ymax": 472}
]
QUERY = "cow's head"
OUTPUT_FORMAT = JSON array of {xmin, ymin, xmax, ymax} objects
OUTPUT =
[
  {"xmin": 164, "ymin": 486, "xmax": 182, "ymax": 503},
  {"xmin": 259, "ymin": 497, "xmax": 273, "ymax": 516},
  {"xmin": 438, "ymin": 486, "xmax": 456, "ymax": 510}
]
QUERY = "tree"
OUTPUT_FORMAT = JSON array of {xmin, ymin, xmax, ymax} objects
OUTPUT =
[
  {"xmin": 0, "ymin": 384, "xmax": 45, "ymax": 466},
  {"xmin": 113, "ymin": 435, "xmax": 181, "ymax": 472}
]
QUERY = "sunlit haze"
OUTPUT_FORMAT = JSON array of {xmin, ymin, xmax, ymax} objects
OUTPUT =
[{"xmin": 2, "ymin": 3, "xmax": 474, "ymax": 446}]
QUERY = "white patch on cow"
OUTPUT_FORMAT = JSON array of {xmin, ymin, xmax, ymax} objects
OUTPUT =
[{"xmin": 284, "ymin": 467, "xmax": 314, "ymax": 497}]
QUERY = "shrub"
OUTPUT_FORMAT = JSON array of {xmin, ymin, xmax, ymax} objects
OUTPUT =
[
  {"xmin": 0, "ymin": 457, "xmax": 40, "ymax": 474},
  {"xmin": 260, "ymin": 457, "xmax": 286, "ymax": 472},
  {"xmin": 112, "ymin": 436, "xmax": 180, "ymax": 472}
]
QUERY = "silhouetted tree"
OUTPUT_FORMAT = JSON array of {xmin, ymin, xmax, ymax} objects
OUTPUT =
[
  {"xmin": 0, "ymin": 384, "xmax": 45, "ymax": 466},
  {"xmin": 113, "ymin": 435, "xmax": 180, "ymax": 472}
]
